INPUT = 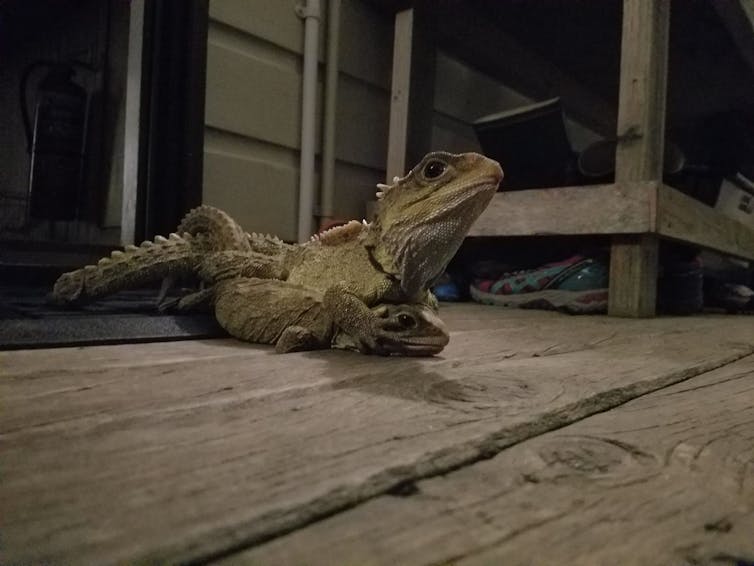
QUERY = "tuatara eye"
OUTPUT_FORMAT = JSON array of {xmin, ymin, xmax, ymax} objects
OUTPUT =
[
  {"xmin": 423, "ymin": 159, "xmax": 447, "ymax": 179},
  {"xmin": 397, "ymin": 313, "xmax": 417, "ymax": 328}
]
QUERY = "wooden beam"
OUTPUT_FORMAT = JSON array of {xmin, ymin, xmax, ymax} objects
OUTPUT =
[
  {"xmin": 608, "ymin": 0, "xmax": 670, "ymax": 317},
  {"xmin": 469, "ymin": 182, "xmax": 656, "ymax": 237},
  {"xmin": 657, "ymin": 183, "xmax": 754, "ymax": 260},
  {"xmin": 385, "ymin": 4, "xmax": 435, "ymax": 181},
  {"xmin": 609, "ymin": 233, "xmax": 659, "ymax": 317},
  {"xmin": 386, "ymin": 9, "xmax": 412, "ymax": 181}
]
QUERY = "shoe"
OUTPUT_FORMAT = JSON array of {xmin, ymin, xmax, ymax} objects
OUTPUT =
[
  {"xmin": 470, "ymin": 255, "xmax": 609, "ymax": 314},
  {"xmin": 704, "ymin": 280, "xmax": 754, "ymax": 312},
  {"xmin": 432, "ymin": 272, "xmax": 462, "ymax": 302}
]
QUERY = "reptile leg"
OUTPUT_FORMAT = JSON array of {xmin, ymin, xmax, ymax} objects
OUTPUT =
[
  {"xmin": 275, "ymin": 326, "xmax": 327, "ymax": 353},
  {"xmin": 158, "ymin": 287, "xmax": 215, "ymax": 313},
  {"xmin": 213, "ymin": 278, "xmax": 333, "ymax": 348},
  {"xmin": 322, "ymin": 283, "xmax": 406, "ymax": 355}
]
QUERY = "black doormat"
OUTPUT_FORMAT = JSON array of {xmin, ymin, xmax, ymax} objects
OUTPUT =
[{"xmin": 0, "ymin": 286, "xmax": 227, "ymax": 350}]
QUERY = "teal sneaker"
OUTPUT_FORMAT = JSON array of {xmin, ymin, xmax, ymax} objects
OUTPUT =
[{"xmin": 470, "ymin": 255, "xmax": 609, "ymax": 314}]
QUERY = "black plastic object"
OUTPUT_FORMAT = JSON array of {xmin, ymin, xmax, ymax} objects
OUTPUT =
[
  {"xmin": 0, "ymin": 286, "xmax": 226, "ymax": 350},
  {"xmin": 23, "ymin": 64, "xmax": 88, "ymax": 221},
  {"xmin": 473, "ymin": 98, "xmax": 575, "ymax": 190}
]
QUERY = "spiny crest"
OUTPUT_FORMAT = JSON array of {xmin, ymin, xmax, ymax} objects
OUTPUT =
[
  {"xmin": 309, "ymin": 220, "xmax": 366, "ymax": 246},
  {"xmin": 77, "ymin": 231, "xmax": 199, "ymax": 272},
  {"xmin": 249, "ymin": 231, "xmax": 284, "ymax": 245},
  {"xmin": 374, "ymin": 175, "xmax": 403, "ymax": 201}
]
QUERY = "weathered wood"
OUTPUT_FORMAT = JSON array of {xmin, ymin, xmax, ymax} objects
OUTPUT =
[
  {"xmin": 385, "ymin": 4, "xmax": 435, "ymax": 181},
  {"xmin": 239, "ymin": 352, "xmax": 754, "ymax": 566},
  {"xmin": 608, "ymin": 0, "xmax": 670, "ymax": 317},
  {"xmin": 386, "ymin": 8, "xmax": 413, "ymax": 181},
  {"xmin": 657, "ymin": 183, "xmax": 754, "ymax": 260},
  {"xmin": 467, "ymin": 180, "xmax": 754, "ymax": 261},
  {"xmin": 2, "ymin": 306, "xmax": 754, "ymax": 564},
  {"xmin": 608, "ymin": 233, "xmax": 659, "ymax": 317},
  {"xmin": 614, "ymin": 0, "xmax": 670, "ymax": 182},
  {"xmin": 469, "ymin": 182, "xmax": 656, "ymax": 237}
]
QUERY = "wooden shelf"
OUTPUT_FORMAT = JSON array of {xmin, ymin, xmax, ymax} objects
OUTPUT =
[
  {"xmin": 386, "ymin": 0, "xmax": 754, "ymax": 315},
  {"xmin": 470, "ymin": 182, "xmax": 754, "ymax": 261}
]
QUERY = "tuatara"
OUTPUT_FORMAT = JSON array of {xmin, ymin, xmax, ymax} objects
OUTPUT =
[
  {"xmin": 158, "ymin": 206, "xmax": 449, "ymax": 354},
  {"xmin": 51, "ymin": 151, "xmax": 503, "ymax": 354}
]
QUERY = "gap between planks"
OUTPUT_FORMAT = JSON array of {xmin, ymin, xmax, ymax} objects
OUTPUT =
[
  {"xmin": 236, "ymin": 353, "xmax": 754, "ymax": 566},
  {"xmin": 4, "ymin": 308, "xmax": 754, "ymax": 565},
  {"xmin": 180, "ymin": 348, "xmax": 754, "ymax": 566}
]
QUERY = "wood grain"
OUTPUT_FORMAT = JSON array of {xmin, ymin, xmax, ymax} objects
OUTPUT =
[
  {"xmin": 608, "ymin": 0, "xmax": 670, "ymax": 317},
  {"xmin": 608, "ymin": 233, "xmax": 659, "ymax": 317},
  {"xmin": 657, "ymin": 183, "xmax": 754, "ymax": 260},
  {"xmin": 614, "ymin": 0, "xmax": 670, "ymax": 183},
  {"xmin": 386, "ymin": 8, "xmax": 413, "ymax": 181},
  {"xmin": 237, "ymin": 353, "xmax": 754, "ymax": 566},
  {"xmin": 468, "ymin": 182, "xmax": 655, "ymax": 237},
  {"xmin": 386, "ymin": 6, "xmax": 436, "ymax": 181},
  {"xmin": 2, "ymin": 306, "xmax": 754, "ymax": 564}
]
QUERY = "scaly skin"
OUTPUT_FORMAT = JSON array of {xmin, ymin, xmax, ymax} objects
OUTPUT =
[
  {"xmin": 50, "ymin": 233, "xmax": 213, "ymax": 303},
  {"xmin": 51, "ymin": 151, "xmax": 503, "ymax": 355},
  {"xmin": 165, "ymin": 207, "xmax": 449, "ymax": 354},
  {"xmin": 209, "ymin": 278, "xmax": 448, "ymax": 355},
  {"xmin": 182, "ymin": 151, "xmax": 502, "ymax": 352}
]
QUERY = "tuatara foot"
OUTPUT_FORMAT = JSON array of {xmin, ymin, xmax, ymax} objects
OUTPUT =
[
  {"xmin": 158, "ymin": 287, "xmax": 215, "ymax": 313},
  {"xmin": 322, "ymin": 284, "xmax": 405, "ymax": 356},
  {"xmin": 275, "ymin": 325, "xmax": 325, "ymax": 353},
  {"xmin": 49, "ymin": 271, "xmax": 86, "ymax": 304}
]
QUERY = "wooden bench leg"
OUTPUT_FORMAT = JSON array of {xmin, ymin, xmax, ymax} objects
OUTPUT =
[{"xmin": 608, "ymin": 234, "xmax": 659, "ymax": 317}]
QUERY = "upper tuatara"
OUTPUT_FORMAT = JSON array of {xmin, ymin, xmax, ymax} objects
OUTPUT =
[{"xmin": 51, "ymin": 151, "xmax": 503, "ymax": 354}]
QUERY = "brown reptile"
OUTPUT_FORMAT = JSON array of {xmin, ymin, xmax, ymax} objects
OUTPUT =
[{"xmin": 51, "ymin": 151, "xmax": 503, "ymax": 355}]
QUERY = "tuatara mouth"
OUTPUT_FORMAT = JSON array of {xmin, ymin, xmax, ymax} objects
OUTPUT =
[{"xmin": 389, "ymin": 337, "xmax": 449, "ymax": 356}]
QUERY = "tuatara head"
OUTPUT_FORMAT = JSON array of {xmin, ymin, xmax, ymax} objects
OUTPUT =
[
  {"xmin": 370, "ymin": 152, "xmax": 503, "ymax": 299},
  {"xmin": 334, "ymin": 302, "xmax": 450, "ymax": 356}
]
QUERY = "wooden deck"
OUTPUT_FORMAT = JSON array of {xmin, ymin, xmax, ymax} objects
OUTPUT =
[{"xmin": 2, "ymin": 304, "xmax": 754, "ymax": 565}]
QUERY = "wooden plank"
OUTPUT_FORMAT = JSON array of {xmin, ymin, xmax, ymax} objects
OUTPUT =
[
  {"xmin": 238, "ymin": 352, "xmax": 754, "ymax": 566},
  {"xmin": 386, "ymin": 8, "xmax": 413, "ymax": 181},
  {"xmin": 468, "ymin": 182, "xmax": 655, "ymax": 237},
  {"xmin": 608, "ymin": 233, "xmax": 659, "ymax": 317},
  {"xmin": 3, "ymin": 306, "xmax": 754, "ymax": 564},
  {"xmin": 609, "ymin": 0, "xmax": 670, "ymax": 317},
  {"xmin": 614, "ymin": 0, "xmax": 670, "ymax": 182},
  {"xmin": 385, "ymin": 5, "xmax": 435, "ymax": 181},
  {"xmin": 657, "ymin": 183, "xmax": 754, "ymax": 261}
]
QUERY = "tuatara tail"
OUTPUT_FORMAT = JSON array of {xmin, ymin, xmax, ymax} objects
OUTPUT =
[
  {"xmin": 50, "ymin": 232, "xmax": 212, "ymax": 304},
  {"xmin": 178, "ymin": 204, "xmax": 292, "ymax": 256},
  {"xmin": 177, "ymin": 205, "xmax": 251, "ymax": 251}
]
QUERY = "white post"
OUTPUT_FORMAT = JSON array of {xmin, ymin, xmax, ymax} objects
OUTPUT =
[
  {"xmin": 297, "ymin": 0, "xmax": 321, "ymax": 242},
  {"xmin": 121, "ymin": 0, "xmax": 145, "ymax": 245},
  {"xmin": 320, "ymin": 0, "xmax": 341, "ymax": 226}
]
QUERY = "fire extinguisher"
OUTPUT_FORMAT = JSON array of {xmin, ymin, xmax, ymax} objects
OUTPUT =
[{"xmin": 20, "ymin": 61, "xmax": 92, "ymax": 222}]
